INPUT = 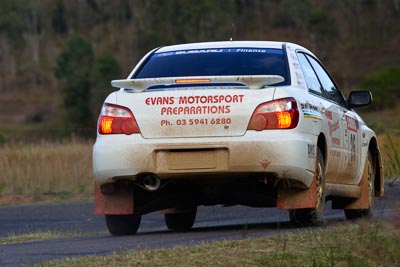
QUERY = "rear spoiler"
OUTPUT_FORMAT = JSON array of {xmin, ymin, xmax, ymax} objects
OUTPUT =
[{"xmin": 111, "ymin": 75, "xmax": 284, "ymax": 93}]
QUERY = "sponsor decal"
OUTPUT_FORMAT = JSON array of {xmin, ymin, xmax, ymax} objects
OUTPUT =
[
  {"xmin": 345, "ymin": 115, "xmax": 358, "ymax": 132},
  {"xmin": 288, "ymin": 50, "xmax": 306, "ymax": 89},
  {"xmin": 301, "ymin": 102, "xmax": 322, "ymax": 120},
  {"xmin": 350, "ymin": 133, "xmax": 356, "ymax": 162},
  {"xmin": 292, "ymin": 61, "xmax": 301, "ymax": 69},
  {"xmin": 325, "ymin": 111, "xmax": 333, "ymax": 120},
  {"xmin": 145, "ymin": 96, "xmax": 174, "ymax": 105},
  {"xmin": 308, "ymin": 144, "xmax": 316, "ymax": 158},
  {"xmin": 328, "ymin": 120, "xmax": 340, "ymax": 135},
  {"xmin": 145, "ymin": 94, "xmax": 244, "ymax": 127},
  {"xmin": 259, "ymin": 160, "xmax": 272, "ymax": 170},
  {"xmin": 301, "ymin": 102, "xmax": 319, "ymax": 111},
  {"xmin": 290, "ymin": 53, "xmax": 297, "ymax": 61},
  {"xmin": 330, "ymin": 150, "xmax": 341, "ymax": 157},
  {"xmin": 161, "ymin": 118, "xmax": 232, "ymax": 126},
  {"xmin": 161, "ymin": 106, "xmax": 230, "ymax": 116},
  {"xmin": 145, "ymin": 94, "xmax": 244, "ymax": 106},
  {"xmin": 295, "ymin": 71, "xmax": 304, "ymax": 79},
  {"xmin": 298, "ymin": 80, "xmax": 306, "ymax": 88},
  {"xmin": 303, "ymin": 111, "xmax": 322, "ymax": 120},
  {"xmin": 331, "ymin": 137, "xmax": 340, "ymax": 146},
  {"xmin": 154, "ymin": 48, "xmax": 283, "ymax": 58}
]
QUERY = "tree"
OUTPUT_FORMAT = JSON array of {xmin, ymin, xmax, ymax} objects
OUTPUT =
[
  {"xmin": 54, "ymin": 34, "xmax": 94, "ymax": 130},
  {"xmin": 51, "ymin": 0, "xmax": 68, "ymax": 34},
  {"xmin": 0, "ymin": 0, "xmax": 28, "ymax": 48},
  {"xmin": 362, "ymin": 67, "xmax": 400, "ymax": 110},
  {"xmin": 90, "ymin": 52, "xmax": 121, "ymax": 120}
]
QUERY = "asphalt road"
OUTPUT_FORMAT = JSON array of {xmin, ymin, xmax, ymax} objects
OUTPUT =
[{"xmin": 0, "ymin": 182, "xmax": 399, "ymax": 267}]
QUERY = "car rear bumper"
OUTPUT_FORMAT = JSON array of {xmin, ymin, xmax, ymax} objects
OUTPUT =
[{"xmin": 93, "ymin": 130, "xmax": 317, "ymax": 188}]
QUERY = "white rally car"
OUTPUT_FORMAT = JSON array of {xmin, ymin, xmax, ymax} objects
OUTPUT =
[{"xmin": 93, "ymin": 41, "xmax": 383, "ymax": 235}]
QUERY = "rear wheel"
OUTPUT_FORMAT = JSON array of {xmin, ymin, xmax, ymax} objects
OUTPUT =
[
  {"xmin": 105, "ymin": 214, "xmax": 141, "ymax": 236},
  {"xmin": 344, "ymin": 152, "xmax": 374, "ymax": 220},
  {"xmin": 165, "ymin": 208, "xmax": 197, "ymax": 231},
  {"xmin": 289, "ymin": 148, "xmax": 326, "ymax": 226}
]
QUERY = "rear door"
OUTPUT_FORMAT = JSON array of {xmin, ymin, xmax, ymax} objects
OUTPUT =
[
  {"xmin": 305, "ymin": 55, "xmax": 361, "ymax": 184},
  {"xmin": 296, "ymin": 52, "xmax": 344, "ymax": 183}
]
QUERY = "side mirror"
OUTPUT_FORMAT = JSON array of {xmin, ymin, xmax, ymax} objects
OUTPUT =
[{"xmin": 348, "ymin": 91, "xmax": 372, "ymax": 109}]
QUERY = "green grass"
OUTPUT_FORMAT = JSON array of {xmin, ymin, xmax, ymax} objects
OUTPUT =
[{"xmin": 32, "ymin": 221, "xmax": 400, "ymax": 267}]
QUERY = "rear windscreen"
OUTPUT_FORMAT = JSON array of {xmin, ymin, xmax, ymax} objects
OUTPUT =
[{"xmin": 134, "ymin": 48, "xmax": 289, "ymax": 86}]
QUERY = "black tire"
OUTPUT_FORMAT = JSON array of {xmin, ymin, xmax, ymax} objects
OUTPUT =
[
  {"xmin": 105, "ymin": 214, "xmax": 141, "ymax": 236},
  {"xmin": 344, "ymin": 152, "xmax": 374, "ymax": 220},
  {"xmin": 165, "ymin": 208, "xmax": 197, "ymax": 231},
  {"xmin": 289, "ymin": 147, "xmax": 326, "ymax": 226}
]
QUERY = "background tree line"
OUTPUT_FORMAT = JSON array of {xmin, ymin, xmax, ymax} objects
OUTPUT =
[{"xmin": 0, "ymin": 0, "xmax": 399, "ymax": 135}]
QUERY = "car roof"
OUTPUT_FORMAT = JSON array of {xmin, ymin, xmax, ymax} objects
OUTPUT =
[{"xmin": 155, "ymin": 41, "xmax": 312, "ymax": 54}]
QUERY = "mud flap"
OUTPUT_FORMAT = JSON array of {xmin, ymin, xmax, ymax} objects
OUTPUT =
[
  {"xmin": 276, "ymin": 178, "xmax": 317, "ymax": 209},
  {"xmin": 375, "ymin": 150, "xmax": 384, "ymax": 198},
  {"xmin": 160, "ymin": 208, "xmax": 195, "ymax": 214},
  {"xmin": 341, "ymin": 163, "xmax": 370, "ymax": 210},
  {"xmin": 94, "ymin": 183, "xmax": 134, "ymax": 215},
  {"xmin": 332, "ymin": 153, "xmax": 372, "ymax": 210}
]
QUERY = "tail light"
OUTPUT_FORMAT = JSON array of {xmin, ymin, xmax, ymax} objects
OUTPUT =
[
  {"xmin": 98, "ymin": 103, "xmax": 140, "ymax": 135},
  {"xmin": 247, "ymin": 98, "xmax": 299, "ymax": 131}
]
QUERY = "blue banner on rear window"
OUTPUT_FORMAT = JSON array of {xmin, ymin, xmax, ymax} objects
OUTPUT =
[
  {"xmin": 135, "ymin": 46, "xmax": 289, "ymax": 85},
  {"xmin": 154, "ymin": 48, "xmax": 283, "ymax": 58}
]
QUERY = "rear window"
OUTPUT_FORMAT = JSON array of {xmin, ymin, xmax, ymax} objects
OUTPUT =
[{"xmin": 134, "ymin": 48, "xmax": 289, "ymax": 86}]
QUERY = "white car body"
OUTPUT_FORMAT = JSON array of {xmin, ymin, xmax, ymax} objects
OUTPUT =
[{"xmin": 93, "ymin": 41, "xmax": 383, "ymax": 235}]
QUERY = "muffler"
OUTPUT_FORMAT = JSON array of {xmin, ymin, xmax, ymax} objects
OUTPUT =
[{"xmin": 142, "ymin": 174, "xmax": 161, "ymax": 191}]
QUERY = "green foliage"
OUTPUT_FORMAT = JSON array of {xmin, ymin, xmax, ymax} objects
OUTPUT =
[
  {"xmin": 273, "ymin": 0, "xmax": 312, "ymax": 29},
  {"xmin": 51, "ymin": 0, "xmax": 68, "ymax": 34},
  {"xmin": 53, "ymin": 34, "xmax": 122, "ymax": 130},
  {"xmin": 362, "ymin": 67, "xmax": 400, "ymax": 110},
  {"xmin": 90, "ymin": 52, "xmax": 122, "ymax": 118},
  {"xmin": 307, "ymin": 8, "xmax": 338, "ymax": 38},
  {"xmin": 0, "ymin": 0, "xmax": 28, "ymax": 47},
  {"xmin": 137, "ymin": 0, "xmax": 235, "ymax": 50},
  {"xmin": 0, "ymin": 132, "xmax": 6, "ymax": 144},
  {"xmin": 54, "ymin": 34, "xmax": 94, "ymax": 129},
  {"xmin": 0, "ymin": 0, "xmax": 399, "ymax": 136}
]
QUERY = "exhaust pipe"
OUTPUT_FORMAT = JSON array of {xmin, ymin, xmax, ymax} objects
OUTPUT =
[{"xmin": 142, "ymin": 174, "xmax": 161, "ymax": 191}]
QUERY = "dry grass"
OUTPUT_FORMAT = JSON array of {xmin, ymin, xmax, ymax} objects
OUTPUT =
[
  {"xmin": 377, "ymin": 133, "xmax": 400, "ymax": 184},
  {"xmin": 0, "ymin": 122, "xmax": 398, "ymax": 207},
  {"xmin": 358, "ymin": 105, "xmax": 400, "ymax": 135},
  {"xmin": 0, "ymin": 230, "xmax": 106, "ymax": 245},
  {"xmin": 0, "ymin": 231, "xmax": 80, "ymax": 245},
  {"xmin": 0, "ymin": 139, "xmax": 93, "ymax": 205}
]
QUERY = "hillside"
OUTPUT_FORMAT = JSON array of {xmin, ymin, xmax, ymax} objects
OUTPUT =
[{"xmin": 0, "ymin": 0, "xmax": 399, "ymax": 140}]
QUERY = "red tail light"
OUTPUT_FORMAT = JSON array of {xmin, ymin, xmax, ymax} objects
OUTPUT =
[
  {"xmin": 98, "ymin": 104, "xmax": 140, "ymax": 135},
  {"xmin": 247, "ymin": 98, "xmax": 299, "ymax": 131}
]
